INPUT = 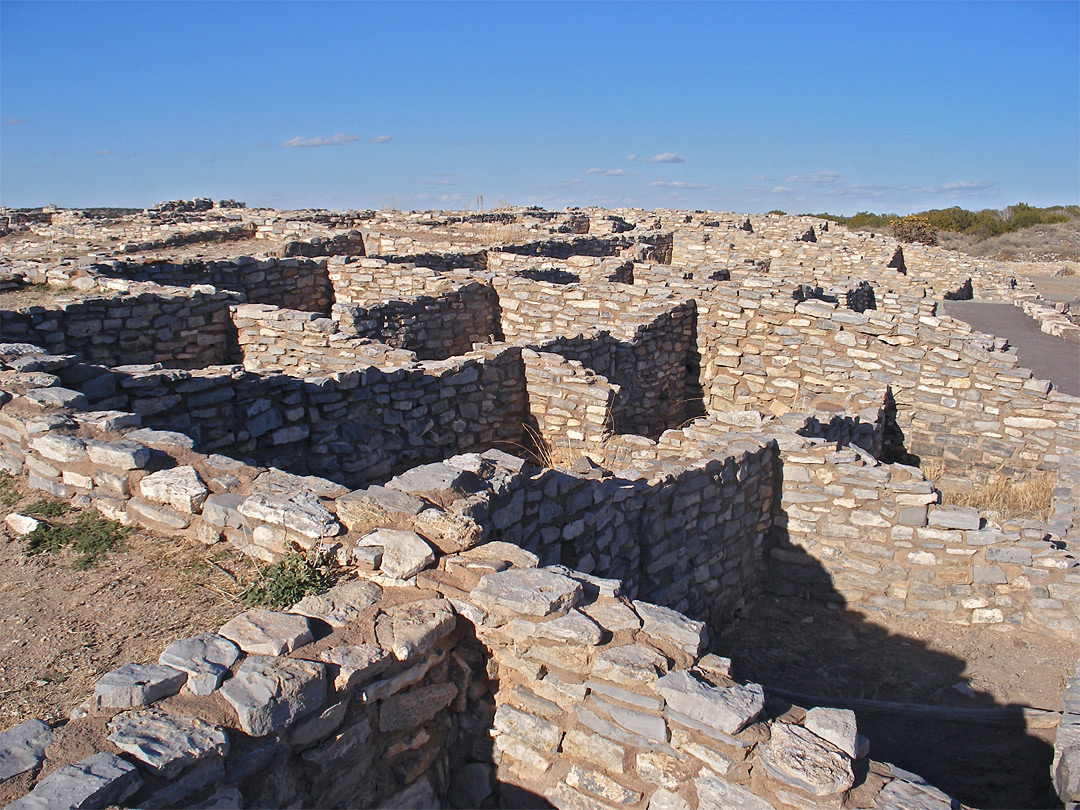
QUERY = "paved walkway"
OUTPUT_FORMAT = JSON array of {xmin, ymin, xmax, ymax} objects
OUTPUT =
[{"xmin": 940, "ymin": 300, "xmax": 1080, "ymax": 397}]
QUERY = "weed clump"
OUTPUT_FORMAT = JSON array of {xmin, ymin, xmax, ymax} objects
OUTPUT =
[
  {"xmin": 0, "ymin": 471, "xmax": 19, "ymax": 507},
  {"xmin": 24, "ymin": 510, "xmax": 134, "ymax": 570},
  {"xmin": 239, "ymin": 546, "xmax": 339, "ymax": 609},
  {"xmin": 892, "ymin": 215, "xmax": 939, "ymax": 246}
]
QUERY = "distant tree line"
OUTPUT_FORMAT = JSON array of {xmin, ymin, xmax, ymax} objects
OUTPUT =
[{"xmin": 811, "ymin": 203, "xmax": 1079, "ymax": 240}]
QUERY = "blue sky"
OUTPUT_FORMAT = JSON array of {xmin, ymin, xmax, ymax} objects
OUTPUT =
[{"xmin": 1, "ymin": 1, "xmax": 1077, "ymax": 214}]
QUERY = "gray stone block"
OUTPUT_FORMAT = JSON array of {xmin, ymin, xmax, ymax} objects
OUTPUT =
[
  {"xmin": 0, "ymin": 718, "xmax": 54, "ymax": 781},
  {"xmin": 219, "ymin": 655, "xmax": 327, "ymax": 737},
  {"xmin": 5, "ymin": 752, "xmax": 142, "ymax": 810},
  {"xmin": 94, "ymin": 662, "xmax": 187, "ymax": 709}
]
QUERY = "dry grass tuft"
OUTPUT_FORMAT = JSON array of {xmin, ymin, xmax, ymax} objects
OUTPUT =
[{"xmin": 921, "ymin": 461, "xmax": 1054, "ymax": 522}]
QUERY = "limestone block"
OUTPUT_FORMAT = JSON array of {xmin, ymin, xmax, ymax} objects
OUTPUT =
[
  {"xmin": 376, "ymin": 598, "xmax": 456, "ymax": 661},
  {"xmin": 238, "ymin": 491, "xmax": 340, "ymax": 539},
  {"xmin": 471, "ymin": 567, "xmax": 583, "ymax": 618},
  {"xmin": 24, "ymin": 386, "xmax": 87, "ymax": 410},
  {"xmin": 649, "ymin": 788, "xmax": 690, "ymax": 810},
  {"xmin": 219, "ymin": 609, "xmax": 313, "ymax": 655},
  {"xmin": 413, "ymin": 507, "xmax": 485, "ymax": 553},
  {"xmin": 219, "ymin": 655, "xmax": 327, "ymax": 737},
  {"xmin": 655, "ymin": 670, "xmax": 763, "ymax": 735},
  {"xmin": 593, "ymin": 644, "xmax": 669, "ymax": 686},
  {"xmin": 319, "ymin": 644, "xmax": 392, "ymax": 692},
  {"xmin": 492, "ymin": 703, "xmax": 562, "ymax": 754},
  {"xmin": 5, "ymin": 514, "xmax": 40, "ymax": 536},
  {"xmin": 583, "ymin": 600, "xmax": 642, "ymax": 633},
  {"xmin": 158, "ymin": 633, "xmax": 242, "ymax": 695},
  {"xmin": 289, "ymin": 579, "xmax": 382, "ymax": 627},
  {"xmin": 507, "ymin": 609, "xmax": 605, "ymax": 646},
  {"xmin": 385, "ymin": 461, "xmax": 484, "ymax": 505},
  {"xmin": 0, "ymin": 718, "xmax": 54, "ymax": 781},
  {"xmin": 107, "ymin": 708, "xmax": 228, "ymax": 778},
  {"xmin": 4, "ymin": 752, "xmax": 142, "ymax": 810},
  {"xmin": 356, "ymin": 528, "xmax": 435, "ymax": 580},
  {"xmin": 94, "ymin": 662, "xmax": 187, "ymax": 709},
  {"xmin": 139, "ymin": 465, "xmax": 208, "ymax": 512},
  {"xmin": 28, "ymin": 434, "xmax": 87, "ymax": 463},
  {"xmin": 758, "ymin": 721, "xmax": 855, "ymax": 796},
  {"xmin": 804, "ymin": 707, "xmax": 859, "ymax": 759},
  {"xmin": 84, "ymin": 439, "xmax": 150, "ymax": 470},
  {"xmin": 927, "ymin": 505, "xmax": 981, "ymax": 531},
  {"xmin": 694, "ymin": 773, "xmax": 772, "ymax": 810},
  {"xmin": 633, "ymin": 600, "xmax": 708, "ymax": 656},
  {"xmin": 335, "ymin": 484, "xmax": 425, "ymax": 533},
  {"xmin": 378, "ymin": 682, "xmax": 458, "ymax": 732},
  {"xmin": 565, "ymin": 763, "xmax": 642, "ymax": 805}
]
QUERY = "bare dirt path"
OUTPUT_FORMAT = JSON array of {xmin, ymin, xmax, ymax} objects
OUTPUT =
[
  {"xmin": 720, "ymin": 595, "xmax": 1077, "ymax": 809},
  {"xmin": 941, "ymin": 299, "xmax": 1080, "ymax": 397}
]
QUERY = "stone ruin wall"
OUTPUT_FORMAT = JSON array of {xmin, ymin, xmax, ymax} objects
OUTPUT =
[{"xmin": 3, "ymin": 210, "xmax": 1080, "ymax": 808}]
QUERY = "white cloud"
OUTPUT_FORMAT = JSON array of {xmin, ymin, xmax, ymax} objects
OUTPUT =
[
  {"xmin": 370, "ymin": 134, "xmax": 392, "ymax": 144},
  {"xmin": 586, "ymin": 168, "xmax": 626, "ymax": 176},
  {"xmin": 787, "ymin": 171, "xmax": 842, "ymax": 184},
  {"xmin": 2, "ymin": 118, "xmax": 24, "ymax": 126},
  {"xmin": 95, "ymin": 149, "xmax": 114, "ymax": 156},
  {"xmin": 280, "ymin": 133, "xmax": 360, "ymax": 148},
  {"xmin": 629, "ymin": 153, "xmax": 685, "ymax": 164},
  {"xmin": 770, "ymin": 186, "xmax": 794, "ymax": 194},
  {"xmin": 650, "ymin": 180, "xmax": 708, "ymax": 189}
]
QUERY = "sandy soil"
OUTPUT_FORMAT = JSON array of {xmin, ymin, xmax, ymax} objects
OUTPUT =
[
  {"xmin": 0, "ymin": 479, "xmax": 249, "ymax": 729},
  {"xmin": 720, "ymin": 595, "xmax": 1077, "ymax": 809}
]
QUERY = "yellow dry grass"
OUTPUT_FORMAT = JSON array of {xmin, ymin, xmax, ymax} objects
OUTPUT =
[{"xmin": 921, "ymin": 461, "xmax": 1054, "ymax": 522}]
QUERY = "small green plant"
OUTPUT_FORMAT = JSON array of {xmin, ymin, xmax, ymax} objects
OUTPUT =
[
  {"xmin": 22, "ymin": 498, "xmax": 71, "ymax": 519},
  {"xmin": 24, "ymin": 509, "xmax": 133, "ymax": 569},
  {"xmin": 0, "ymin": 471, "xmax": 19, "ymax": 507},
  {"xmin": 239, "ymin": 546, "xmax": 339, "ymax": 609}
]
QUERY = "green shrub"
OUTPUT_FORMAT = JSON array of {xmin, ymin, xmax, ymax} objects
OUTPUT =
[
  {"xmin": 22, "ymin": 498, "xmax": 71, "ymax": 519},
  {"xmin": 891, "ymin": 215, "xmax": 939, "ymax": 245},
  {"xmin": 25, "ymin": 510, "xmax": 133, "ymax": 570},
  {"xmin": 239, "ymin": 546, "xmax": 339, "ymax": 609}
]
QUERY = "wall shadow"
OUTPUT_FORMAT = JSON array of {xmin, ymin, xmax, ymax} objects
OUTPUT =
[{"xmin": 717, "ymin": 485, "xmax": 1058, "ymax": 810}]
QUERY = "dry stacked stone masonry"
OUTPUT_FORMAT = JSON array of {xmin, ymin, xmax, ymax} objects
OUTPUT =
[{"xmin": 1, "ymin": 202, "xmax": 1079, "ymax": 809}]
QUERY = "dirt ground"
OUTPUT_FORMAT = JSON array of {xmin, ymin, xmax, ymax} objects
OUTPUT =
[
  {"xmin": 720, "ymin": 595, "xmax": 1077, "ymax": 809},
  {"xmin": 0, "ymin": 480, "xmax": 249, "ymax": 728}
]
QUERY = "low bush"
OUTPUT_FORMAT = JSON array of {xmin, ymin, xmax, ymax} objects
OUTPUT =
[
  {"xmin": 891, "ymin": 215, "xmax": 939, "ymax": 246},
  {"xmin": 24, "ymin": 510, "xmax": 134, "ymax": 570},
  {"xmin": 239, "ymin": 546, "xmax": 339, "ymax": 608}
]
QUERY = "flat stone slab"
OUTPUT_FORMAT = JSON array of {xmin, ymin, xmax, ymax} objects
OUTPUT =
[
  {"xmin": 107, "ymin": 708, "xmax": 229, "ymax": 779},
  {"xmin": 24, "ymin": 387, "xmax": 88, "ymax": 410},
  {"xmin": 220, "ymin": 655, "xmax": 326, "ymax": 737},
  {"xmin": 126, "ymin": 427, "xmax": 196, "ymax": 449},
  {"xmin": 139, "ymin": 465, "xmax": 208, "ymax": 512},
  {"xmin": 5, "ymin": 752, "xmax": 142, "ymax": 810},
  {"xmin": 804, "ymin": 706, "xmax": 859, "ymax": 759},
  {"xmin": 471, "ymin": 567, "xmax": 583, "ymax": 618},
  {"xmin": 655, "ymin": 670, "xmax": 763, "ymax": 735},
  {"xmin": 84, "ymin": 439, "xmax": 150, "ymax": 470},
  {"xmin": 376, "ymin": 599, "xmax": 456, "ymax": 661},
  {"xmin": 694, "ymin": 773, "xmax": 772, "ymax": 810},
  {"xmin": 289, "ymin": 580, "xmax": 383, "ymax": 626},
  {"xmin": 28, "ymin": 434, "xmax": 87, "ymax": 463},
  {"xmin": 239, "ymin": 491, "xmax": 341, "ymax": 539},
  {"xmin": 633, "ymin": 601, "xmax": 708, "ymax": 656},
  {"xmin": 379, "ymin": 682, "xmax": 458, "ymax": 732},
  {"xmin": 158, "ymin": 633, "xmax": 242, "ymax": 695},
  {"xmin": 385, "ymin": 461, "xmax": 485, "ymax": 505},
  {"xmin": 335, "ymin": 485, "xmax": 425, "ymax": 532},
  {"xmin": 0, "ymin": 718, "xmax": 55, "ymax": 781},
  {"xmin": 759, "ymin": 721, "xmax": 855, "ymax": 796},
  {"xmin": 219, "ymin": 609, "xmax": 313, "ymax": 655},
  {"xmin": 5, "ymin": 513, "xmax": 40, "ymax": 536},
  {"xmin": 413, "ymin": 508, "xmax": 484, "ymax": 554},
  {"xmin": 593, "ymin": 644, "xmax": 669, "ymax": 686},
  {"xmin": 507, "ymin": 609, "xmax": 605, "ymax": 646},
  {"xmin": 356, "ymin": 528, "xmax": 435, "ymax": 580},
  {"xmin": 319, "ymin": 644, "xmax": 392, "ymax": 691},
  {"xmin": 927, "ymin": 505, "xmax": 981, "ymax": 531},
  {"xmin": 94, "ymin": 662, "xmax": 187, "ymax": 709}
]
